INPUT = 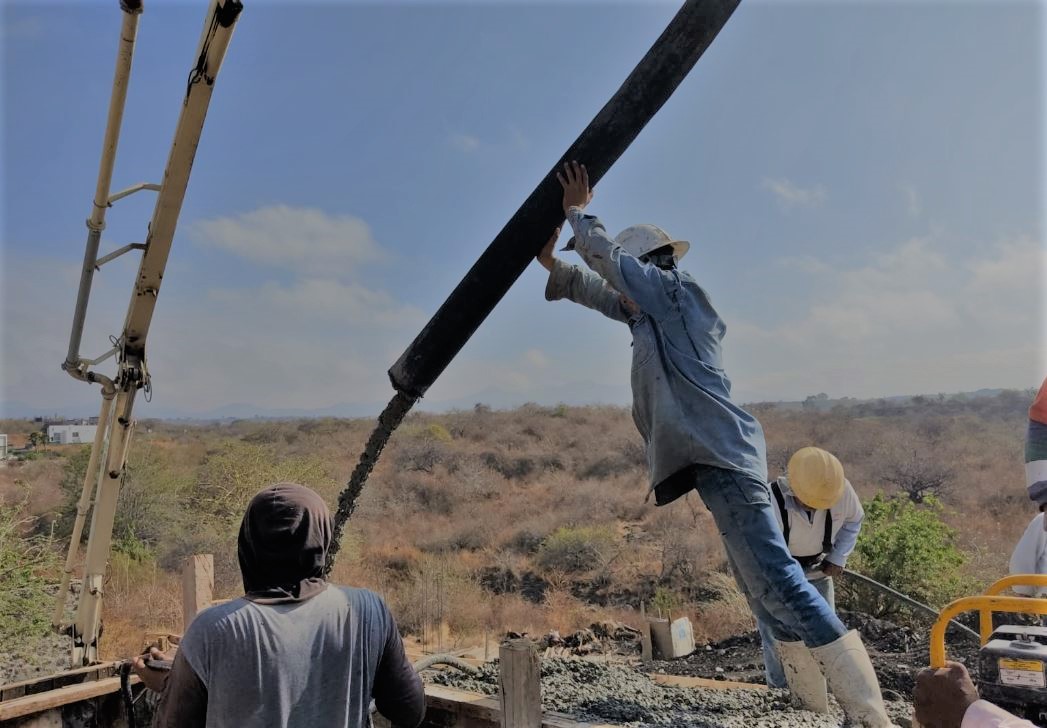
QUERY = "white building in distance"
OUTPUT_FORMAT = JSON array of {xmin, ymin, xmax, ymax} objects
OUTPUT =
[{"xmin": 48, "ymin": 425, "xmax": 98, "ymax": 445}]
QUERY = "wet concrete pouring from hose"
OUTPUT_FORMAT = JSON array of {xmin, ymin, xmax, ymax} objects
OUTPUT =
[
  {"xmin": 326, "ymin": 391, "xmax": 417, "ymax": 572},
  {"xmin": 424, "ymin": 657, "xmax": 915, "ymax": 727}
]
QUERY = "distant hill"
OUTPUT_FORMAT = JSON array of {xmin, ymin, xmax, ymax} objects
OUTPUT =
[{"xmin": 1, "ymin": 386, "xmax": 1035, "ymax": 423}]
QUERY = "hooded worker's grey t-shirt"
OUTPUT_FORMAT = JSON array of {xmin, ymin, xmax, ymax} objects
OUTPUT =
[{"xmin": 175, "ymin": 585, "xmax": 408, "ymax": 728}]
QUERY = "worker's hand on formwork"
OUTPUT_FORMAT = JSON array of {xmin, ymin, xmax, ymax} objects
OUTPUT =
[
  {"xmin": 129, "ymin": 641, "xmax": 179, "ymax": 699},
  {"xmin": 913, "ymin": 660, "xmax": 980, "ymax": 728},
  {"xmin": 538, "ymin": 227, "xmax": 560, "ymax": 271},
  {"xmin": 556, "ymin": 161, "xmax": 592, "ymax": 214},
  {"xmin": 820, "ymin": 561, "xmax": 844, "ymax": 578}
]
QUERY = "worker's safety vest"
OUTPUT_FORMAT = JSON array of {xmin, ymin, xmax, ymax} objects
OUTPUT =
[{"xmin": 771, "ymin": 479, "xmax": 832, "ymax": 571}]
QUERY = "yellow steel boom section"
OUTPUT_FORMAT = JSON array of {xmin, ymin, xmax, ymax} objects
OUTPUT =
[{"xmin": 56, "ymin": 0, "xmax": 242, "ymax": 667}]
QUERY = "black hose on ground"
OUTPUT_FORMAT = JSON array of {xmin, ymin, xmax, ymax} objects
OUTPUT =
[
  {"xmin": 119, "ymin": 661, "xmax": 138, "ymax": 728},
  {"xmin": 843, "ymin": 568, "xmax": 981, "ymax": 640},
  {"xmin": 412, "ymin": 654, "xmax": 483, "ymax": 676}
]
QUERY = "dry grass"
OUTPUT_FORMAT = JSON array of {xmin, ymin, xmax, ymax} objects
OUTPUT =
[
  {"xmin": 97, "ymin": 554, "xmax": 182, "ymax": 659},
  {"xmin": 693, "ymin": 571, "xmax": 756, "ymax": 643},
  {"xmin": 4, "ymin": 391, "xmax": 1036, "ymax": 653}
]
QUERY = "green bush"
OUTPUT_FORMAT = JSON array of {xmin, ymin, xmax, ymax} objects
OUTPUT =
[
  {"xmin": 424, "ymin": 423, "xmax": 453, "ymax": 443},
  {"xmin": 55, "ymin": 445, "xmax": 93, "ymax": 539},
  {"xmin": 842, "ymin": 493, "xmax": 969, "ymax": 619},
  {"xmin": 55, "ymin": 443, "xmax": 191, "ymax": 556},
  {"xmin": 0, "ymin": 487, "xmax": 61, "ymax": 655},
  {"xmin": 535, "ymin": 524, "xmax": 617, "ymax": 575},
  {"xmin": 192, "ymin": 441, "xmax": 335, "ymax": 528},
  {"xmin": 651, "ymin": 586, "xmax": 682, "ymax": 618}
]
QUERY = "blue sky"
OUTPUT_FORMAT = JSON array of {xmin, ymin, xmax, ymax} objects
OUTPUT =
[{"xmin": 2, "ymin": 0, "xmax": 1044, "ymax": 417}]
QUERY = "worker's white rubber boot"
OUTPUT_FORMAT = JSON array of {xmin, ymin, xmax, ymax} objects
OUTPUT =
[
  {"xmin": 810, "ymin": 630, "xmax": 896, "ymax": 727},
  {"xmin": 775, "ymin": 640, "xmax": 829, "ymax": 713}
]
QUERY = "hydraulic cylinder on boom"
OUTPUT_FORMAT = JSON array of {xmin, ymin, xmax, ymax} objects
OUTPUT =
[{"xmin": 54, "ymin": 0, "xmax": 242, "ymax": 667}]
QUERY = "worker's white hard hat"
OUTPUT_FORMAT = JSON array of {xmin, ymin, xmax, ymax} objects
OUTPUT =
[
  {"xmin": 614, "ymin": 224, "xmax": 690, "ymax": 262},
  {"xmin": 787, "ymin": 447, "xmax": 845, "ymax": 510}
]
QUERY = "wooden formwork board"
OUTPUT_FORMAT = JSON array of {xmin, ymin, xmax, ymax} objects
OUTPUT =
[
  {"xmin": 0, "ymin": 662, "xmax": 122, "ymax": 703},
  {"xmin": 372, "ymin": 684, "xmax": 620, "ymax": 728},
  {"xmin": 0, "ymin": 674, "xmax": 137, "ymax": 722}
]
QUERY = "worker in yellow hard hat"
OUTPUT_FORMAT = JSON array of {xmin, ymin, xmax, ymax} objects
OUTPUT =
[{"xmin": 758, "ymin": 447, "xmax": 865, "ymax": 708}]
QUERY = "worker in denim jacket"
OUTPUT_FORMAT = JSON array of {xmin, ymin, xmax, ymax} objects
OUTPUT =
[{"xmin": 537, "ymin": 162, "xmax": 892, "ymax": 726}]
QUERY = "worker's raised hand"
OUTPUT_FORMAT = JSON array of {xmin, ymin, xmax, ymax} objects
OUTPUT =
[
  {"xmin": 556, "ymin": 161, "xmax": 592, "ymax": 215},
  {"xmin": 538, "ymin": 227, "xmax": 560, "ymax": 272},
  {"xmin": 913, "ymin": 661, "xmax": 980, "ymax": 728}
]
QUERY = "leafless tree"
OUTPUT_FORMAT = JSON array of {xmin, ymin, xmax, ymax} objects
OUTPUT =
[{"xmin": 879, "ymin": 447, "xmax": 954, "ymax": 503}]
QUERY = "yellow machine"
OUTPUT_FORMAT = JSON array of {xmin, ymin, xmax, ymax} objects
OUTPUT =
[{"xmin": 930, "ymin": 574, "xmax": 1047, "ymax": 723}]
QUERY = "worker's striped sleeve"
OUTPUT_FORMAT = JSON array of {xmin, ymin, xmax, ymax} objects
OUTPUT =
[{"xmin": 1028, "ymin": 377, "xmax": 1047, "ymax": 509}]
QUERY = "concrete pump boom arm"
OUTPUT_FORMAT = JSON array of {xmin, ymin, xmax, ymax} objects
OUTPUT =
[{"xmin": 55, "ymin": 0, "xmax": 242, "ymax": 667}]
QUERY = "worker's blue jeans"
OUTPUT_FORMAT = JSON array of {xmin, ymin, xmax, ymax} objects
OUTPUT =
[
  {"xmin": 691, "ymin": 465, "xmax": 846, "ymax": 650},
  {"xmin": 757, "ymin": 577, "xmax": 835, "ymax": 687}
]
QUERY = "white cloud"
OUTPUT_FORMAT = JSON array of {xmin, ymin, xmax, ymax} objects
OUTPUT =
[
  {"xmin": 449, "ymin": 127, "xmax": 530, "ymax": 154},
  {"xmin": 211, "ymin": 278, "xmax": 425, "ymax": 329},
  {"xmin": 449, "ymin": 133, "xmax": 481, "ymax": 153},
  {"xmin": 900, "ymin": 182, "xmax": 922, "ymax": 217},
  {"xmin": 762, "ymin": 177, "xmax": 827, "ymax": 210},
  {"xmin": 962, "ymin": 236, "xmax": 1046, "ymax": 332},
  {"xmin": 193, "ymin": 205, "xmax": 383, "ymax": 273},
  {"xmin": 524, "ymin": 349, "xmax": 551, "ymax": 369},
  {"xmin": 726, "ymin": 234, "xmax": 1046, "ymax": 402},
  {"xmin": 1, "ymin": 255, "xmax": 124, "ymax": 413},
  {"xmin": 779, "ymin": 256, "xmax": 833, "ymax": 275},
  {"xmin": 1, "ymin": 205, "xmax": 426, "ymax": 414}
]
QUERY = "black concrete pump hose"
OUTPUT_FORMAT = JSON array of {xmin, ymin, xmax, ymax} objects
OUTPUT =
[
  {"xmin": 369, "ymin": 655, "xmax": 482, "ymax": 719},
  {"xmin": 324, "ymin": 0, "xmax": 743, "ymax": 573},
  {"xmin": 119, "ymin": 661, "xmax": 139, "ymax": 728}
]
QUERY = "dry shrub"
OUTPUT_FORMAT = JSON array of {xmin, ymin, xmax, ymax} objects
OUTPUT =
[
  {"xmin": 692, "ymin": 571, "xmax": 755, "ymax": 643},
  {"xmin": 5, "ymin": 395, "xmax": 1032, "ymax": 661},
  {"xmin": 99, "ymin": 552, "xmax": 182, "ymax": 659},
  {"xmin": 649, "ymin": 504, "xmax": 725, "ymax": 592},
  {"xmin": 411, "ymin": 504, "xmax": 495, "ymax": 554},
  {"xmin": 543, "ymin": 588, "xmax": 591, "ymax": 634},
  {"xmin": 485, "ymin": 593, "xmax": 547, "ymax": 635},
  {"xmin": 386, "ymin": 554, "xmax": 487, "ymax": 646},
  {"xmin": 0, "ymin": 459, "xmax": 65, "ymax": 523}
]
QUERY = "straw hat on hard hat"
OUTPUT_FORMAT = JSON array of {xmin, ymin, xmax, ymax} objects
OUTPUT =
[
  {"xmin": 787, "ymin": 447, "xmax": 845, "ymax": 510},
  {"xmin": 561, "ymin": 223, "xmax": 689, "ymax": 261},
  {"xmin": 614, "ymin": 224, "xmax": 689, "ymax": 261}
]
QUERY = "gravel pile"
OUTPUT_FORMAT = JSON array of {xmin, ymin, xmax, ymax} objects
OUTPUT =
[
  {"xmin": 0, "ymin": 582, "xmax": 81, "ymax": 686},
  {"xmin": 426, "ymin": 656, "xmax": 913, "ymax": 727}
]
